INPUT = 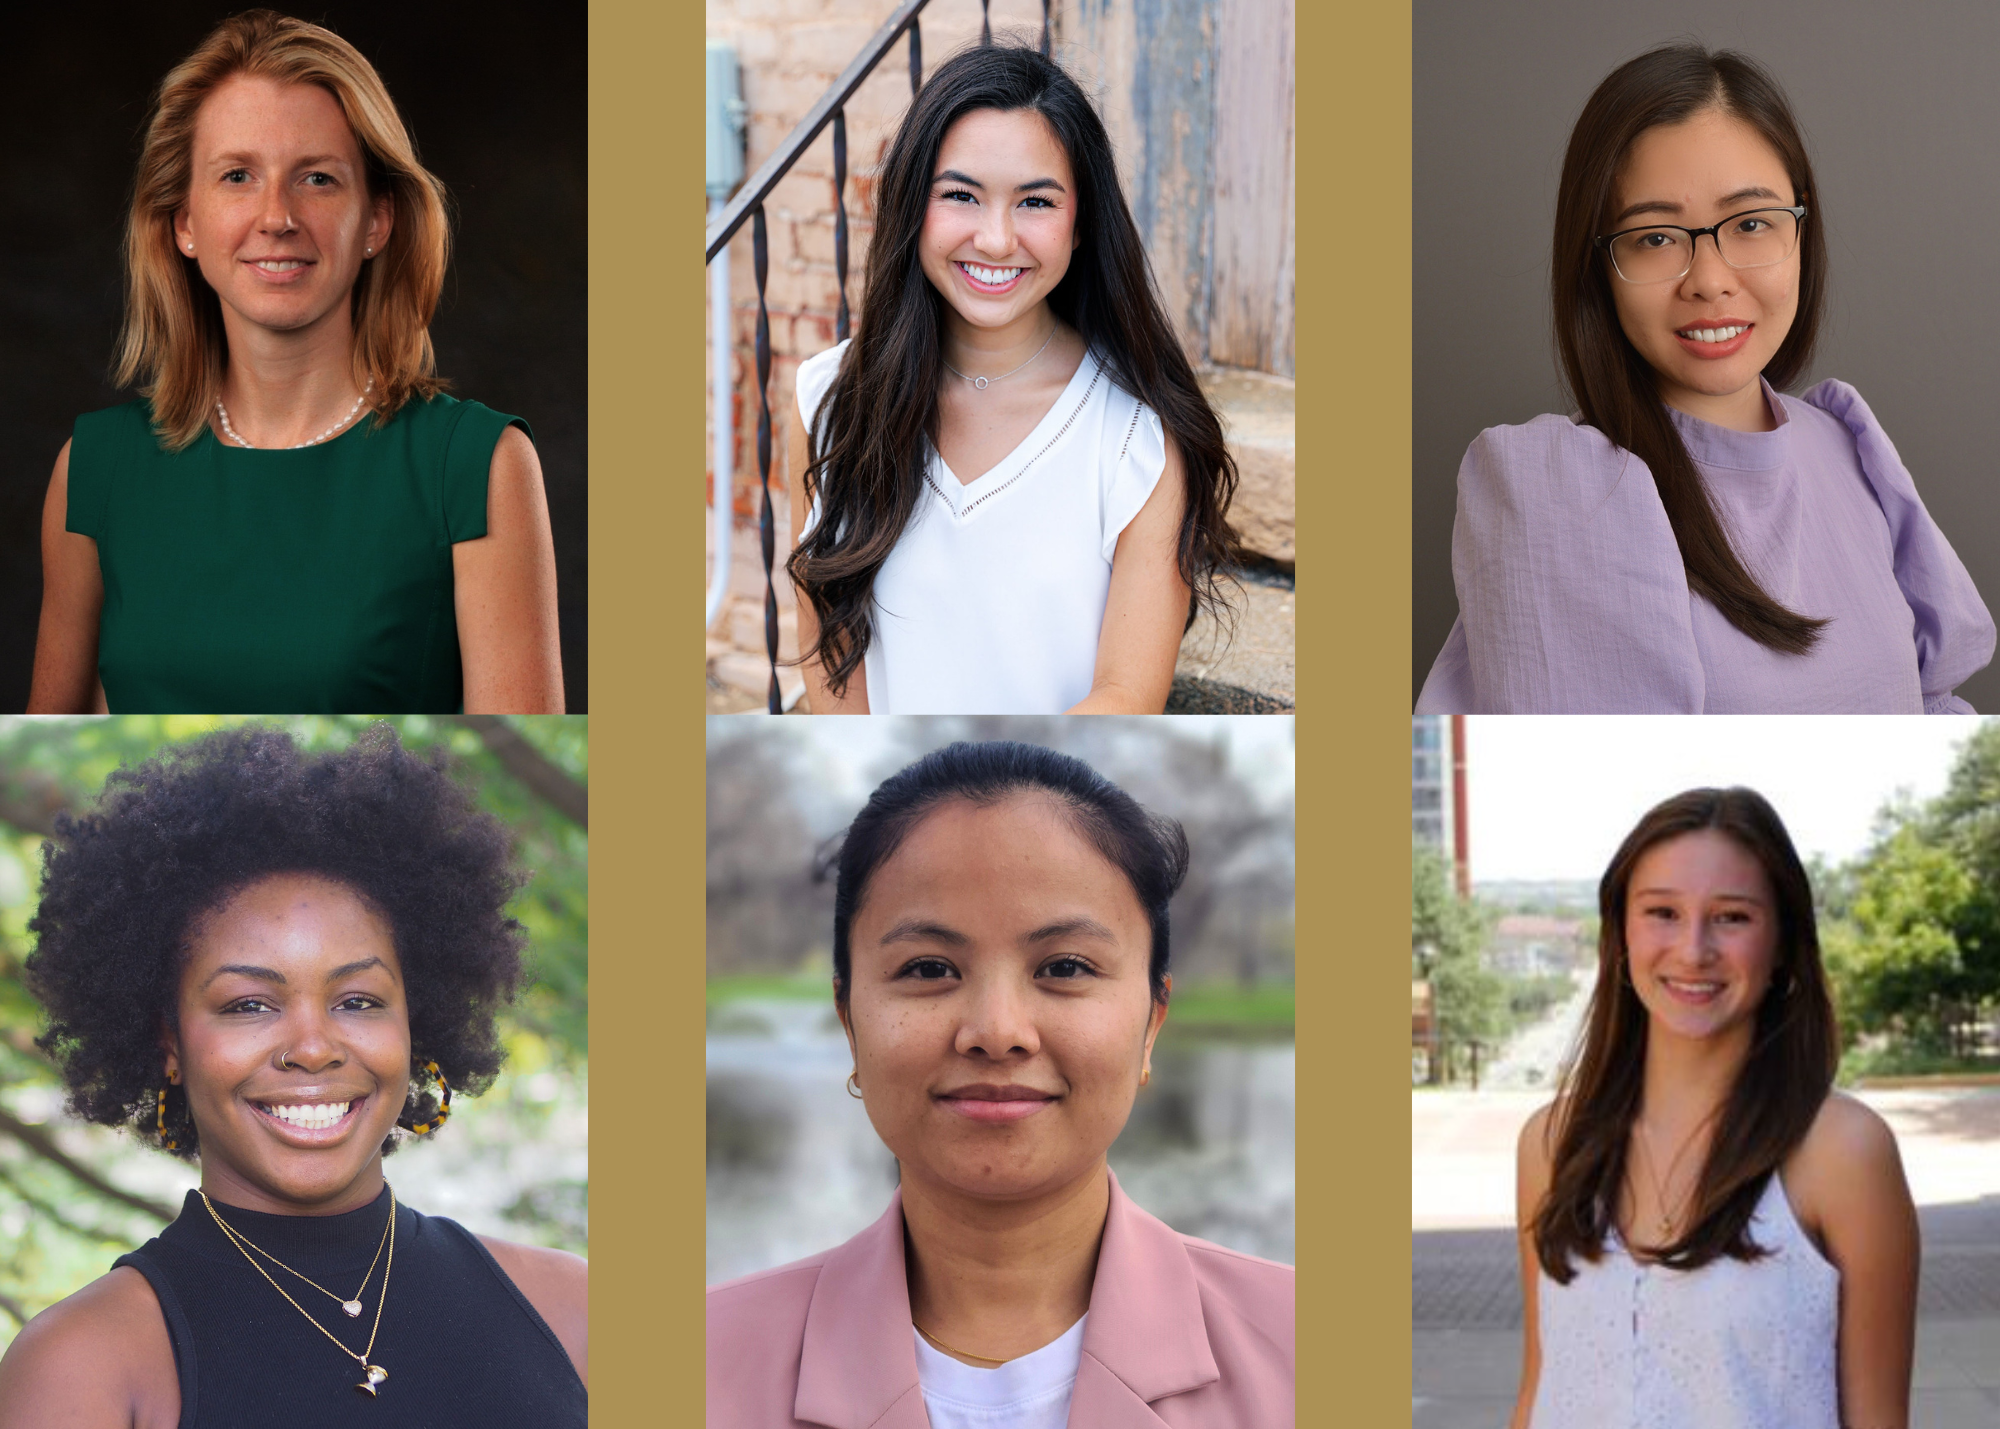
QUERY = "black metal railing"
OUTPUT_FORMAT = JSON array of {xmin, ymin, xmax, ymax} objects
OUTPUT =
[{"xmin": 707, "ymin": 1, "xmax": 1051, "ymax": 712}]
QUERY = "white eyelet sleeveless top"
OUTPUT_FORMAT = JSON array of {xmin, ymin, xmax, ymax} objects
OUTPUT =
[
  {"xmin": 796, "ymin": 339, "xmax": 1167, "ymax": 714},
  {"xmin": 1531, "ymin": 1173, "xmax": 1839, "ymax": 1429}
]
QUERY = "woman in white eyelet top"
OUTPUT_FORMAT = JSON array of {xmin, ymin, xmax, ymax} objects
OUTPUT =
[
  {"xmin": 1514, "ymin": 788, "xmax": 1918, "ymax": 1429},
  {"xmin": 1529, "ymin": 1172, "xmax": 1838, "ymax": 1428}
]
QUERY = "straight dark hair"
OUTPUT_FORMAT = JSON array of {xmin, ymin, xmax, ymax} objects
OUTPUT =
[
  {"xmin": 789, "ymin": 43, "xmax": 1239, "ymax": 695},
  {"xmin": 1554, "ymin": 45, "xmax": 1830, "ymax": 655},
  {"xmin": 1532, "ymin": 787, "xmax": 1837, "ymax": 1281},
  {"xmin": 829, "ymin": 741, "xmax": 1186, "ymax": 1006}
]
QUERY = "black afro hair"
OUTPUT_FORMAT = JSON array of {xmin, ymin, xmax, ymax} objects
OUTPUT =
[{"xmin": 24, "ymin": 722, "xmax": 528, "ymax": 1160}]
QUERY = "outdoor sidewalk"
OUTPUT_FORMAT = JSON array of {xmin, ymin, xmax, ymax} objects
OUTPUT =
[{"xmin": 1413, "ymin": 1087, "xmax": 2000, "ymax": 1428}]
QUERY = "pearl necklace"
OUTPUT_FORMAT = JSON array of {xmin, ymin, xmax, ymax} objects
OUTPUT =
[{"xmin": 217, "ymin": 379, "xmax": 374, "ymax": 449}]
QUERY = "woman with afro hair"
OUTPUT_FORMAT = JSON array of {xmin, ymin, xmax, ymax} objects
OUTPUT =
[{"xmin": 0, "ymin": 724, "xmax": 585, "ymax": 1426}]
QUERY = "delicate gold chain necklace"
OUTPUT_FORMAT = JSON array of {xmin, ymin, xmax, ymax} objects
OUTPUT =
[
  {"xmin": 201, "ymin": 1188, "xmax": 392, "ymax": 1318},
  {"xmin": 913, "ymin": 1320, "xmax": 1009, "ymax": 1365},
  {"xmin": 202, "ymin": 1186, "xmax": 398, "ymax": 1397},
  {"xmin": 1633, "ymin": 1119, "xmax": 1707, "ymax": 1241}
]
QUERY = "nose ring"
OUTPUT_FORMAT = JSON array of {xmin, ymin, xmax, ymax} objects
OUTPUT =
[{"xmin": 278, "ymin": 1049, "xmax": 297, "ymax": 1071}]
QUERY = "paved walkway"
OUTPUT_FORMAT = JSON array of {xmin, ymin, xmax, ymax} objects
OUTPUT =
[{"xmin": 1413, "ymin": 1086, "xmax": 2000, "ymax": 1428}]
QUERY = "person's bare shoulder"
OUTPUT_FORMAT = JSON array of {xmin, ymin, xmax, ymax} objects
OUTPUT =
[
  {"xmin": 0, "ymin": 1266, "xmax": 177, "ymax": 1428},
  {"xmin": 1787, "ymin": 1091, "xmax": 1906, "ymax": 1219},
  {"xmin": 479, "ymin": 1236, "xmax": 587, "ymax": 1387}
]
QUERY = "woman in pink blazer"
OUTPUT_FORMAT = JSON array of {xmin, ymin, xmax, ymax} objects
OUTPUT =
[{"xmin": 706, "ymin": 742, "xmax": 1294, "ymax": 1428}]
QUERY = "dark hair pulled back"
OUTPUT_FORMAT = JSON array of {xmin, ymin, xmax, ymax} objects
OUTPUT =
[
  {"xmin": 789, "ymin": 43, "xmax": 1240, "ymax": 695},
  {"xmin": 831, "ymin": 741, "xmax": 1186, "ymax": 1004},
  {"xmin": 1554, "ymin": 45, "xmax": 1829, "ymax": 654}
]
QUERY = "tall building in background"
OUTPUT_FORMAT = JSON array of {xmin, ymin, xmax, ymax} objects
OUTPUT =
[{"xmin": 1412, "ymin": 715, "xmax": 1469, "ymax": 896}]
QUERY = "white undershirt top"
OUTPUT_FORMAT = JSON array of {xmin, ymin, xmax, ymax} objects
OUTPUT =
[
  {"xmin": 796, "ymin": 339, "xmax": 1167, "ymax": 714},
  {"xmin": 913, "ymin": 1313, "xmax": 1086, "ymax": 1429},
  {"xmin": 1530, "ymin": 1173, "xmax": 1840, "ymax": 1429}
]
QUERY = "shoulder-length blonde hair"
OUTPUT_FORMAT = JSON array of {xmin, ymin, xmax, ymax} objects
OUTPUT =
[{"xmin": 116, "ymin": 9, "xmax": 450, "ymax": 450}]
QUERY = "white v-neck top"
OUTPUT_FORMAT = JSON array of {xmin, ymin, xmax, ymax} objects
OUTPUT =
[
  {"xmin": 797, "ymin": 339, "xmax": 1167, "ymax": 713},
  {"xmin": 1530, "ymin": 1173, "xmax": 1839, "ymax": 1429},
  {"xmin": 913, "ymin": 1314, "xmax": 1086, "ymax": 1429}
]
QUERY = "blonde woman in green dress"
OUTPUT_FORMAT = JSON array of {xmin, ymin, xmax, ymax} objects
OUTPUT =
[{"xmin": 27, "ymin": 10, "xmax": 562, "ymax": 715}]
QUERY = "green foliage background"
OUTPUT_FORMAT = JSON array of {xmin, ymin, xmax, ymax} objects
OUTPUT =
[{"xmin": 0, "ymin": 716, "xmax": 587, "ymax": 1340}]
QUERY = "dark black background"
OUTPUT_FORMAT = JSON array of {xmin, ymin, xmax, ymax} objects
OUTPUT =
[{"xmin": 0, "ymin": 3, "xmax": 586, "ymax": 712}]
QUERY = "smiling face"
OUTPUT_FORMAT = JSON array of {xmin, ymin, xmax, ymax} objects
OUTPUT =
[
  {"xmin": 173, "ymin": 74, "xmax": 392, "ymax": 342},
  {"xmin": 1605, "ymin": 107, "xmax": 1801, "ymax": 427},
  {"xmin": 919, "ymin": 108, "xmax": 1079, "ymax": 340},
  {"xmin": 840, "ymin": 793, "xmax": 1167, "ymax": 1207},
  {"xmin": 164, "ymin": 872, "xmax": 410, "ymax": 1214},
  {"xmin": 1623, "ymin": 829, "xmax": 1781, "ymax": 1048}
]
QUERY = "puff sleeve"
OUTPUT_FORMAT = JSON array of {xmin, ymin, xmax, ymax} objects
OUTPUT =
[
  {"xmin": 1801, "ymin": 380, "xmax": 1995, "ymax": 714},
  {"xmin": 1416, "ymin": 416, "xmax": 1706, "ymax": 713}
]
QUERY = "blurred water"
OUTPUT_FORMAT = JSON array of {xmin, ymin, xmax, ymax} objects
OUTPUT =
[{"xmin": 706, "ymin": 998, "xmax": 1294, "ymax": 1283}]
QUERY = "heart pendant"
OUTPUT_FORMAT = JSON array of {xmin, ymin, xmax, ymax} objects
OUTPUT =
[{"xmin": 342, "ymin": 1300, "xmax": 364, "ymax": 1317}]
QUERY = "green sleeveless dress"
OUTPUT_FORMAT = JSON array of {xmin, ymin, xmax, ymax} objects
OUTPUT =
[{"xmin": 65, "ymin": 395, "xmax": 529, "ymax": 713}]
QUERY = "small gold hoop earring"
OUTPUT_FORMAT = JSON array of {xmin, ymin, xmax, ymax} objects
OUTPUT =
[
  {"xmin": 846, "ymin": 1072, "xmax": 863, "ymax": 1100},
  {"xmin": 399, "ymin": 1060, "xmax": 453, "ymax": 1135}
]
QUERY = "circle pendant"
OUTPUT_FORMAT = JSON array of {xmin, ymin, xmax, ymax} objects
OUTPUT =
[
  {"xmin": 972, "ymin": 376, "xmax": 988, "ymax": 390},
  {"xmin": 342, "ymin": 1299, "xmax": 364, "ymax": 1317}
]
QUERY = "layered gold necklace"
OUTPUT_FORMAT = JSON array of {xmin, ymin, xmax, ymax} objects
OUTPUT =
[{"xmin": 201, "ymin": 1186, "xmax": 398, "ymax": 1397}]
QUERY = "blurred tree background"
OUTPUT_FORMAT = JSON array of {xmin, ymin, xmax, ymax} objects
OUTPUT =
[
  {"xmin": 1822, "ymin": 724, "xmax": 2000, "ymax": 1076},
  {"xmin": 708, "ymin": 717, "xmax": 1295, "ymax": 1029},
  {"xmin": 0, "ymin": 716, "xmax": 587, "ymax": 1347}
]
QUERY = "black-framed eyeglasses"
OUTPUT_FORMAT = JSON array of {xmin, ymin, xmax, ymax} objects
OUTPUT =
[{"xmin": 1595, "ymin": 205, "xmax": 1807, "ymax": 285}]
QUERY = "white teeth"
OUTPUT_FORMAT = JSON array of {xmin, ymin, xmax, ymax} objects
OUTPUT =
[
  {"xmin": 1679, "ymin": 324, "xmax": 1747, "ymax": 343},
  {"xmin": 961, "ymin": 263, "xmax": 1023, "ymax": 285},
  {"xmin": 255, "ymin": 260, "xmax": 306, "ymax": 272},
  {"xmin": 267, "ymin": 1101, "xmax": 349, "ymax": 1129}
]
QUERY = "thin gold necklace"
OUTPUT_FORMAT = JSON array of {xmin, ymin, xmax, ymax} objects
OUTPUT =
[
  {"xmin": 200, "ymin": 1188, "xmax": 392, "ymax": 1318},
  {"xmin": 201, "ymin": 1186, "xmax": 398, "ymax": 1397},
  {"xmin": 1633, "ymin": 1119, "xmax": 1706, "ymax": 1242},
  {"xmin": 914, "ymin": 1320, "xmax": 1009, "ymax": 1366}
]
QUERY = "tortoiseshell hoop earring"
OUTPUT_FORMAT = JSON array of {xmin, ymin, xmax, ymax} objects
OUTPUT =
[
  {"xmin": 398, "ymin": 1059, "xmax": 452, "ymax": 1135},
  {"xmin": 156, "ymin": 1071, "xmax": 180, "ymax": 1151}
]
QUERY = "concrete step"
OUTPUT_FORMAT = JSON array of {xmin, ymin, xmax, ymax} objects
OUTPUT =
[
  {"xmin": 1174, "ymin": 572, "xmax": 1295, "ymax": 709},
  {"xmin": 1199, "ymin": 367, "xmax": 1294, "ymax": 571}
]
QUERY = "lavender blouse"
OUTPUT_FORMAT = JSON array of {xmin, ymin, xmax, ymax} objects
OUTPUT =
[{"xmin": 1416, "ymin": 380, "xmax": 1995, "ymax": 713}]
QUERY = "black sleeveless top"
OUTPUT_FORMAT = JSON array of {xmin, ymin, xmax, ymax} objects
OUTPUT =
[{"xmin": 114, "ymin": 1187, "xmax": 585, "ymax": 1428}]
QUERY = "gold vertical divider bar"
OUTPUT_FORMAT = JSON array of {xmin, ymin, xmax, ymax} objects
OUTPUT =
[
  {"xmin": 597, "ymin": 0, "xmax": 698, "ymax": 1417},
  {"xmin": 1299, "ymin": 0, "xmax": 1413, "ymax": 1419}
]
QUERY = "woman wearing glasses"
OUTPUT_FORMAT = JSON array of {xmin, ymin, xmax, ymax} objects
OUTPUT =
[{"xmin": 1417, "ymin": 45, "xmax": 1993, "ymax": 714}]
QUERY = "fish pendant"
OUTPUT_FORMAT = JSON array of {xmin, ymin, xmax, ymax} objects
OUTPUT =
[
  {"xmin": 355, "ymin": 1364, "xmax": 389, "ymax": 1396},
  {"xmin": 342, "ymin": 1300, "xmax": 364, "ymax": 1317}
]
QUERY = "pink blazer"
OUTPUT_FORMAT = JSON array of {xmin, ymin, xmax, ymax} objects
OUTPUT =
[{"xmin": 706, "ymin": 1171, "xmax": 1294, "ymax": 1428}]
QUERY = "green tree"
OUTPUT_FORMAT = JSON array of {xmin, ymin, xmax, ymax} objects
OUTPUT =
[
  {"xmin": 1413, "ymin": 841, "xmax": 1504, "ymax": 1074},
  {"xmin": 1825, "ymin": 823, "xmax": 1976, "ymax": 1054}
]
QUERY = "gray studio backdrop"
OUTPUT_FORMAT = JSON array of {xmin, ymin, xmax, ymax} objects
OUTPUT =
[{"xmin": 1412, "ymin": 1, "xmax": 2000, "ymax": 710}]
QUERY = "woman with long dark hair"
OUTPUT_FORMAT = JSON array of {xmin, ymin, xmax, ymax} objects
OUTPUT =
[
  {"xmin": 1512, "ymin": 788, "xmax": 1916, "ymax": 1429},
  {"xmin": 708, "ymin": 742, "xmax": 1292, "ymax": 1424},
  {"xmin": 1417, "ymin": 45, "xmax": 1992, "ymax": 713},
  {"xmin": 785, "ymin": 44, "xmax": 1238, "ymax": 714}
]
